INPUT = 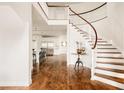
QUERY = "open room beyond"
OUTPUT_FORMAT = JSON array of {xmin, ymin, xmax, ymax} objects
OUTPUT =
[{"xmin": 0, "ymin": 2, "xmax": 124, "ymax": 90}]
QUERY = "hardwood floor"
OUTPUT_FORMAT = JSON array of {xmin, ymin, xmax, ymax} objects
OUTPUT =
[
  {"xmin": 0, "ymin": 54, "xmax": 119, "ymax": 90},
  {"xmin": 68, "ymin": 65, "xmax": 119, "ymax": 90}
]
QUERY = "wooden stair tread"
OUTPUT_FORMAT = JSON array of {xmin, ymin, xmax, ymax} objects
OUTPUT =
[
  {"xmin": 97, "ymin": 52, "xmax": 121, "ymax": 54},
  {"xmin": 97, "ymin": 48, "xmax": 117, "ymax": 49},
  {"xmin": 90, "ymin": 44, "xmax": 112, "ymax": 46},
  {"xmin": 85, "ymin": 38, "xmax": 90, "ymax": 39},
  {"xmin": 95, "ymin": 67, "xmax": 124, "ymax": 73},
  {"xmin": 83, "ymin": 36, "xmax": 88, "ymax": 38},
  {"xmin": 88, "ymin": 40, "xmax": 107, "ymax": 43},
  {"xmin": 97, "ymin": 56, "xmax": 124, "ymax": 59},
  {"xmin": 97, "ymin": 44, "xmax": 112, "ymax": 46},
  {"xmin": 83, "ymin": 34, "xmax": 88, "ymax": 37},
  {"xmin": 97, "ymin": 38, "xmax": 103, "ymax": 40},
  {"xmin": 85, "ymin": 38, "xmax": 102, "ymax": 40},
  {"xmin": 80, "ymin": 33, "xmax": 85, "ymax": 34},
  {"xmin": 97, "ymin": 41, "xmax": 107, "ymax": 43},
  {"xmin": 89, "ymin": 40, "xmax": 106, "ymax": 42},
  {"xmin": 96, "ymin": 62, "xmax": 124, "ymax": 66},
  {"xmin": 95, "ymin": 73, "xmax": 124, "ymax": 84}
]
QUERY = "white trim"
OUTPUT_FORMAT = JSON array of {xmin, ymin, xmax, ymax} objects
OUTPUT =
[
  {"xmin": 0, "ymin": 81, "xmax": 30, "ymax": 86},
  {"xmin": 91, "ymin": 50, "xmax": 96, "ymax": 80}
]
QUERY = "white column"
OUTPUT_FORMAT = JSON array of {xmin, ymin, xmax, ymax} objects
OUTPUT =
[
  {"xmin": 91, "ymin": 49, "xmax": 96, "ymax": 80},
  {"xmin": 67, "ymin": 7, "xmax": 70, "ymax": 66}
]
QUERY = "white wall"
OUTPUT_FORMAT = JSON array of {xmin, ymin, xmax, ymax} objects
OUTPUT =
[
  {"xmin": 90, "ymin": 3, "xmax": 124, "ymax": 54},
  {"xmin": 91, "ymin": 17, "xmax": 108, "ymax": 39},
  {"xmin": 107, "ymin": 3, "xmax": 124, "ymax": 54},
  {"xmin": 33, "ymin": 3, "xmax": 68, "ymax": 26},
  {"xmin": 48, "ymin": 7, "xmax": 68, "ymax": 20},
  {"xmin": 58, "ymin": 35, "xmax": 67, "ymax": 54},
  {"xmin": 0, "ymin": 3, "xmax": 32, "ymax": 86}
]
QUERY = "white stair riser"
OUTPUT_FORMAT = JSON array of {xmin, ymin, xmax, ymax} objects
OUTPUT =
[
  {"xmin": 97, "ymin": 50, "xmax": 119, "ymax": 52},
  {"xmin": 94, "ymin": 76, "xmax": 124, "ymax": 89},
  {"xmin": 97, "ymin": 53, "xmax": 123, "ymax": 57},
  {"xmin": 97, "ymin": 54, "xmax": 123, "ymax": 57},
  {"xmin": 97, "ymin": 58, "xmax": 124, "ymax": 62},
  {"xmin": 96, "ymin": 64, "xmax": 124, "ymax": 70},
  {"xmin": 97, "ymin": 46, "xmax": 115, "ymax": 48},
  {"xmin": 97, "ymin": 42, "xmax": 108, "ymax": 44},
  {"xmin": 91, "ymin": 37, "xmax": 124, "ymax": 89},
  {"xmin": 95, "ymin": 69, "xmax": 124, "ymax": 78}
]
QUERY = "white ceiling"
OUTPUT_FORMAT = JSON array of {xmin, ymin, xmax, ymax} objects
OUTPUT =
[
  {"xmin": 47, "ymin": 2, "xmax": 107, "ymax": 25},
  {"xmin": 33, "ymin": 2, "xmax": 107, "ymax": 36},
  {"xmin": 32, "ymin": 6, "xmax": 66, "ymax": 37},
  {"xmin": 32, "ymin": 6, "xmax": 47, "ymax": 25}
]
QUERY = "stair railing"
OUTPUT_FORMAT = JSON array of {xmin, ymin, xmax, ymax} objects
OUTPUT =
[{"xmin": 69, "ymin": 7, "xmax": 98, "ymax": 49}]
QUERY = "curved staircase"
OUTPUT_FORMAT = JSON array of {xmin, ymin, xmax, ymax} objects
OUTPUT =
[
  {"xmin": 83, "ymin": 32, "xmax": 124, "ymax": 89},
  {"xmin": 70, "ymin": 22, "xmax": 124, "ymax": 89},
  {"xmin": 69, "ymin": 7, "xmax": 124, "ymax": 89}
]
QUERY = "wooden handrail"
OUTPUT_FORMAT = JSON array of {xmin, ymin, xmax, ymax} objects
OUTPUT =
[
  {"xmin": 69, "ymin": 7, "xmax": 98, "ymax": 49},
  {"xmin": 70, "ymin": 2, "xmax": 107, "ymax": 16}
]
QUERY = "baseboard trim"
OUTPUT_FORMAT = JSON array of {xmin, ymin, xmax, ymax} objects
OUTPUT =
[{"xmin": 0, "ymin": 81, "xmax": 30, "ymax": 86}]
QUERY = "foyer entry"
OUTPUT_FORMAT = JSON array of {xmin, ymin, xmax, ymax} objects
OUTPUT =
[{"xmin": 30, "ymin": 54, "xmax": 119, "ymax": 90}]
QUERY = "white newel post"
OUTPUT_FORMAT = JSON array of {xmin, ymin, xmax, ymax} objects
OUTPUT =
[
  {"xmin": 36, "ymin": 49, "xmax": 40, "ymax": 73},
  {"xmin": 91, "ymin": 49, "xmax": 96, "ymax": 80},
  {"xmin": 123, "ymin": 50, "xmax": 124, "ymax": 57},
  {"xmin": 67, "ymin": 7, "xmax": 70, "ymax": 66},
  {"xmin": 36, "ymin": 50, "xmax": 40, "ymax": 64}
]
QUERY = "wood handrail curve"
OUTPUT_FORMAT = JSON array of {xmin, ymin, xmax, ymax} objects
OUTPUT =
[
  {"xmin": 69, "ymin": 7, "xmax": 98, "ymax": 49},
  {"xmin": 70, "ymin": 2, "xmax": 107, "ymax": 16}
]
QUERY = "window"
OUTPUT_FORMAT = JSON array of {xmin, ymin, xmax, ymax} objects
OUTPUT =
[
  {"xmin": 41, "ymin": 42, "xmax": 47, "ymax": 48},
  {"xmin": 48, "ymin": 42, "xmax": 54, "ymax": 48},
  {"xmin": 41, "ymin": 42, "xmax": 54, "ymax": 48}
]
